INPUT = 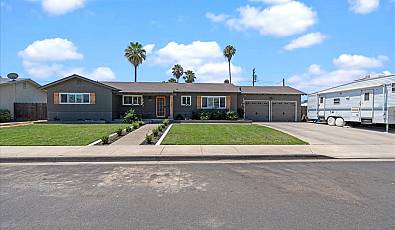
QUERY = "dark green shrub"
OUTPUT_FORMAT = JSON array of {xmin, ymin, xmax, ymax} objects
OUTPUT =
[
  {"xmin": 152, "ymin": 128, "xmax": 159, "ymax": 137},
  {"xmin": 132, "ymin": 122, "xmax": 139, "ymax": 129},
  {"xmin": 226, "ymin": 111, "xmax": 238, "ymax": 120},
  {"xmin": 175, "ymin": 114, "xmax": 184, "ymax": 120},
  {"xmin": 0, "ymin": 110, "xmax": 11, "ymax": 122},
  {"xmin": 210, "ymin": 110, "xmax": 226, "ymax": 120},
  {"xmin": 101, "ymin": 135, "xmax": 109, "ymax": 144},
  {"xmin": 122, "ymin": 109, "xmax": 139, "ymax": 123},
  {"xmin": 126, "ymin": 126, "xmax": 132, "ymax": 132},
  {"xmin": 162, "ymin": 119, "xmax": 170, "ymax": 126},
  {"xmin": 145, "ymin": 134, "xmax": 153, "ymax": 144},
  {"xmin": 157, "ymin": 124, "xmax": 164, "ymax": 132},
  {"xmin": 116, "ymin": 128, "xmax": 123, "ymax": 136},
  {"xmin": 237, "ymin": 108, "xmax": 244, "ymax": 118},
  {"xmin": 199, "ymin": 111, "xmax": 210, "ymax": 120},
  {"xmin": 138, "ymin": 120, "xmax": 145, "ymax": 126}
]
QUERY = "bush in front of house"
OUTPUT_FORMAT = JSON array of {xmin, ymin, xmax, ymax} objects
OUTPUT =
[
  {"xmin": 175, "ymin": 114, "xmax": 184, "ymax": 120},
  {"xmin": 126, "ymin": 126, "xmax": 132, "ymax": 133},
  {"xmin": 152, "ymin": 128, "xmax": 159, "ymax": 137},
  {"xmin": 145, "ymin": 134, "xmax": 153, "ymax": 144},
  {"xmin": 0, "ymin": 110, "xmax": 12, "ymax": 123},
  {"xmin": 157, "ymin": 124, "xmax": 165, "ymax": 132},
  {"xmin": 162, "ymin": 119, "xmax": 170, "ymax": 126},
  {"xmin": 138, "ymin": 120, "xmax": 145, "ymax": 126},
  {"xmin": 123, "ymin": 109, "xmax": 140, "ymax": 123},
  {"xmin": 226, "ymin": 111, "xmax": 238, "ymax": 120},
  {"xmin": 132, "ymin": 122, "xmax": 140, "ymax": 129},
  {"xmin": 101, "ymin": 135, "xmax": 109, "ymax": 144}
]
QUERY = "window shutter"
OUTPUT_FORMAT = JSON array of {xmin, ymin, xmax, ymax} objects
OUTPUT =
[
  {"xmin": 196, "ymin": 96, "xmax": 201, "ymax": 110},
  {"xmin": 53, "ymin": 93, "xmax": 59, "ymax": 104},
  {"xmin": 90, "ymin": 93, "xmax": 96, "ymax": 104},
  {"xmin": 226, "ymin": 96, "xmax": 231, "ymax": 111}
]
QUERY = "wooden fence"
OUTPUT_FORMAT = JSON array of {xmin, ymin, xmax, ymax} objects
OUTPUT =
[{"xmin": 14, "ymin": 103, "xmax": 47, "ymax": 121}]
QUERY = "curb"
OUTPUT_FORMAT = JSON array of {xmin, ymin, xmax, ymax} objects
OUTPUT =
[
  {"xmin": 156, "ymin": 124, "xmax": 173, "ymax": 146},
  {"xmin": 0, "ymin": 154, "xmax": 332, "ymax": 163}
]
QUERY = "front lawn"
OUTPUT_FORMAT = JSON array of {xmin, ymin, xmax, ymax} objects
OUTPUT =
[
  {"xmin": 161, "ymin": 124, "xmax": 307, "ymax": 145},
  {"xmin": 0, "ymin": 124, "xmax": 130, "ymax": 146}
]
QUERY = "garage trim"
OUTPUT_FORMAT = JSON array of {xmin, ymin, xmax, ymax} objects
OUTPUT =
[
  {"xmin": 243, "ymin": 99, "xmax": 270, "ymax": 120},
  {"xmin": 270, "ymin": 100, "xmax": 298, "ymax": 122}
]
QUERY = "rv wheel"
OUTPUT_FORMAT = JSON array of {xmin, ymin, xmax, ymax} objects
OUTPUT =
[
  {"xmin": 327, "ymin": 117, "xmax": 336, "ymax": 126},
  {"xmin": 335, "ymin": 118, "xmax": 345, "ymax": 127}
]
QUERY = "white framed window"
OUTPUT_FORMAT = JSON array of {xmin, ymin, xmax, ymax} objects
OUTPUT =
[
  {"xmin": 123, "ymin": 95, "xmax": 143, "ymax": 105},
  {"xmin": 201, "ymin": 96, "xmax": 226, "ymax": 109},
  {"xmin": 181, "ymin": 96, "xmax": 191, "ymax": 106},
  {"xmin": 59, "ymin": 93, "xmax": 90, "ymax": 104},
  {"xmin": 333, "ymin": 98, "xmax": 340, "ymax": 104}
]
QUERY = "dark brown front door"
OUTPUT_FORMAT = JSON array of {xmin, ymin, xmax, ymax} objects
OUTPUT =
[{"xmin": 156, "ymin": 96, "xmax": 166, "ymax": 118}]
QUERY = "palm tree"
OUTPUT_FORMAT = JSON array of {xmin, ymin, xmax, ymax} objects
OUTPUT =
[
  {"xmin": 168, "ymin": 77, "xmax": 177, "ymax": 83},
  {"xmin": 124, "ymin": 42, "xmax": 146, "ymax": 82},
  {"xmin": 223, "ymin": 45, "xmax": 236, "ymax": 83},
  {"xmin": 183, "ymin": 70, "xmax": 196, "ymax": 83},
  {"xmin": 171, "ymin": 64, "xmax": 184, "ymax": 83}
]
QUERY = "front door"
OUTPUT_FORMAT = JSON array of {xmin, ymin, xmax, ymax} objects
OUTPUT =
[
  {"xmin": 360, "ymin": 90, "xmax": 374, "ymax": 119},
  {"xmin": 156, "ymin": 96, "xmax": 166, "ymax": 118},
  {"xmin": 318, "ymin": 95, "xmax": 325, "ymax": 118}
]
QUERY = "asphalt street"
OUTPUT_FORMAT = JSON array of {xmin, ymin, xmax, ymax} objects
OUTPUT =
[{"xmin": 1, "ymin": 161, "xmax": 395, "ymax": 230}]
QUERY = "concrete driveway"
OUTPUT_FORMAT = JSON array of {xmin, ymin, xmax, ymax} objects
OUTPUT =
[{"xmin": 257, "ymin": 122, "xmax": 395, "ymax": 145}]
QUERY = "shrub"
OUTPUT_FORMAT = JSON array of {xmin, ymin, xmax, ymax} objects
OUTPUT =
[
  {"xmin": 175, "ymin": 114, "xmax": 184, "ymax": 120},
  {"xmin": 162, "ymin": 119, "xmax": 170, "ymax": 126},
  {"xmin": 226, "ymin": 111, "xmax": 238, "ymax": 120},
  {"xmin": 199, "ymin": 111, "xmax": 210, "ymax": 120},
  {"xmin": 157, "ymin": 124, "xmax": 164, "ymax": 132},
  {"xmin": 138, "ymin": 120, "xmax": 145, "ymax": 126},
  {"xmin": 152, "ymin": 128, "xmax": 159, "ymax": 137},
  {"xmin": 116, "ymin": 128, "xmax": 123, "ymax": 136},
  {"xmin": 126, "ymin": 126, "xmax": 132, "ymax": 132},
  {"xmin": 132, "ymin": 122, "xmax": 140, "ymax": 129},
  {"xmin": 210, "ymin": 110, "xmax": 226, "ymax": 120},
  {"xmin": 145, "ymin": 134, "xmax": 153, "ymax": 144},
  {"xmin": 101, "ymin": 135, "xmax": 109, "ymax": 144},
  {"xmin": 0, "ymin": 110, "xmax": 11, "ymax": 122},
  {"xmin": 122, "ymin": 109, "xmax": 139, "ymax": 123},
  {"xmin": 237, "ymin": 108, "xmax": 244, "ymax": 118}
]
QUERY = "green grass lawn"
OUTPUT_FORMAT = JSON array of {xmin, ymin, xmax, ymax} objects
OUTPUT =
[
  {"xmin": 161, "ymin": 124, "xmax": 307, "ymax": 145},
  {"xmin": 0, "ymin": 124, "xmax": 131, "ymax": 146}
]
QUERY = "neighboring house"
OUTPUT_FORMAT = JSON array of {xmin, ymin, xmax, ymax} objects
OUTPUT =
[
  {"xmin": 0, "ymin": 77, "xmax": 47, "ymax": 121},
  {"xmin": 307, "ymin": 74, "xmax": 395, "ymax": 129},
  {"xmin": 41, "ymin": 74, "xmax": 305, "ymax": 122}
]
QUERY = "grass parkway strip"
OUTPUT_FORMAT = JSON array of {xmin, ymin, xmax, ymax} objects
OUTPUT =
[{"xmin": 161, "ymin": 124, "xmax": 307, "ymax": 145}]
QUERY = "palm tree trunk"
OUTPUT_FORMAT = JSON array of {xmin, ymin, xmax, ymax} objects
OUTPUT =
[
  {"xmin": 228, "ymin": 60, "xmax": 232, "ymax": 83},
  {"xmin": 134, "ymin": 65, "xmax": 137, "ymax": 82}
]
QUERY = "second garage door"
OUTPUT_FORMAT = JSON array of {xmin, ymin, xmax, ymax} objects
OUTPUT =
[
  {"xmin": 245, "ymin": 101, "xmax": 269, "ymax": 121},
  {"xmin": 271, "ymin": 101, "xmax": 296, "ymax": 122}
]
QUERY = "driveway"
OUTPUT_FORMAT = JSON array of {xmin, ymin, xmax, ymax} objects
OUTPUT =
[{"xmin": 257, "ymin": 122, "xmax": 395, "ymax": 145}]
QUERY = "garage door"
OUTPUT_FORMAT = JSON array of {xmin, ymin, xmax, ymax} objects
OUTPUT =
[
  {"xmin": 271, "ymin": 101, "xmax": 296, "ymax": 122},
  {"xmin": 245, "ymin": 101, "xmax": 269, "ymax": 121}
]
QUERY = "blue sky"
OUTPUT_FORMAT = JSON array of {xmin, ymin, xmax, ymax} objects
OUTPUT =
[{"xmin": 0, "ymin": 0, "xmax": 394, "ymax": 93}]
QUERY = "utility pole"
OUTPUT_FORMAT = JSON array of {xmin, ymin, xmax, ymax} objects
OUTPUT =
[
  {"xmin": 252, "ymin": 68, "xmax": 257, "ymax": 86},
  {"xmin": 282, "ymin": 78, "xmax": 285, "ymax": 86}
]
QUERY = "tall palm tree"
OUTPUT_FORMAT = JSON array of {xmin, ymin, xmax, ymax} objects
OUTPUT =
[
  {"xmin": 183, "ymin": 70, "xmax": 196, "ymax": 83},
  {"xmin": 223, "ymin": 45, "xmax": 236, "ymax": 83},
  {"xmin": 124, "ymin": 42, "xmax": 146, "ymax": 82},
  {"xmin": 171, "ymin": 64, "xmax": 184, "ymax": 83}
]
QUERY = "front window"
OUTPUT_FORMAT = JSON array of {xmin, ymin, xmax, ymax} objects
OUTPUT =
[
  {"xmin": 123, "ymin": 95, "xmax": 143, "ymax": 105},
  {"xmin": 59, "ymin": 93, "xmax": 90, "ymax": 104},
  {"xmin": 181, "ymin": 96, "xmax": 191, "ymax": 106},
  {"xmin": 201, "ymin": 96, "xmax": 226, "ymax": 109}
]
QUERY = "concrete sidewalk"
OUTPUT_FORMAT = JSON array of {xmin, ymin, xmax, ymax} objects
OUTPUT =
[{"xmin": 1, "ymin": 144, "xmax": 394, "ymax": 162}]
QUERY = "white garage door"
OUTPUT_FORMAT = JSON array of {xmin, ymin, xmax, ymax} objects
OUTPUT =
[
  {"xmin": 245, "ymin": 101, "xmax": 269, "ymax": 121},
  {"xmin": 271, "ymin": 101, "xmax": 296, "ymax": 122}
]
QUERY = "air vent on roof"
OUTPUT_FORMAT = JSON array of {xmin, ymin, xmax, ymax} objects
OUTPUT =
[{"xmin": 7, "ymin": 73, "xmax": 19, "ymax": 80}]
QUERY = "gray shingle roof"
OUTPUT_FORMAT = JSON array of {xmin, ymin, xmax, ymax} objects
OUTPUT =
[
  {"xmin": 240, "ymin": 86, "xmax": 305, "ymax": 95},
  {"xmin": 101, "ymin": 82, "xmax": 240, "ymax": 93}
]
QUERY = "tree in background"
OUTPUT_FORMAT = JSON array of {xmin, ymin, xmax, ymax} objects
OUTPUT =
[
  {"xmin": 124, "ymin": 42, "xmax": 146, "ymax": 82},
  {"xmin": 168, "ymin": 78, "xmax": 177, "ymax": 83},
  {"xmin": 223, "ymin": 45, "xmax": 236, "ymax": 84},
  {"xmin": 171, "ymin": 64, "xmax": 184, "ymax": 83},
  {"xmin": 183, "ymin": 70, "xmax": 196, "ymax": 83}
]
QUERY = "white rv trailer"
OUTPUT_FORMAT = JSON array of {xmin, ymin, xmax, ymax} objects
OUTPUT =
[{"xmin": 307, "ymin": 74, "xmax": 395, "ymax": 131}]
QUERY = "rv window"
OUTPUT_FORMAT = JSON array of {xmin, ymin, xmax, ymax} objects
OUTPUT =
[
  {"xmin": 319, "ymin": 97, "xmax": 323, "ymax": 103},
  {"xmin": 364, "ymin": 93, "xmax": 369, "ymax": 101},
  {"xmin": 334, "ymin": 98, "xmax": 340, "ymax": 104},
  {"xmin": 392, "ymin": 83, "xmax": 395, "ymax": 93}
]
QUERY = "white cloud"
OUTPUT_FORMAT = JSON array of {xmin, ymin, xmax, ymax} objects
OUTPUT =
[
  {"xmin": 224, "ymin": 1, "xmax": 316, "ymax": 37},
  {"xmin": 143, "ymin": 44, "xmax": 155, "ymax": 55},
  {"xmin": 249, "ymin": 0, "xmax": 291, "ymax": 4},
  {"xmin": 19, "ymin": 38, "xmax": 115, "ymax": 81},
  {"xmin": 206, "ymin": 12, "xmax": 230, "ymax": 22},
  {"xmin": 348, "ymin": 0, "xmax": 379, "ymax": 14},
  {"xmin": 34, "ymin": 0, "xmax": 86, "ymax": 16},
  {"xmin": 152, "ymin": 41, "xmax": 245, "ymax": 83},
  {"xmin": 287, "ymin": 54, "xmax": 389, "ymax": 93},
  {"xmin": 283, "ymin": 32, "xmax": 326, "ymax": 50},
  {"xmin": 18, "ymin": 38, "xmax": 83, "ymax": 61},
  {"xmin": 333, "ymin": 54, "xmax": 388, "ymax": 69},
  {"xmin": 382, "ymin": 70, "xmax": 392, "ymax": 75}
]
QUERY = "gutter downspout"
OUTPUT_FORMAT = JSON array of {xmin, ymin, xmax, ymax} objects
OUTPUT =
[{"xmin": 383, "ymin": 84, "xmax": 389, "ymax": 132}]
